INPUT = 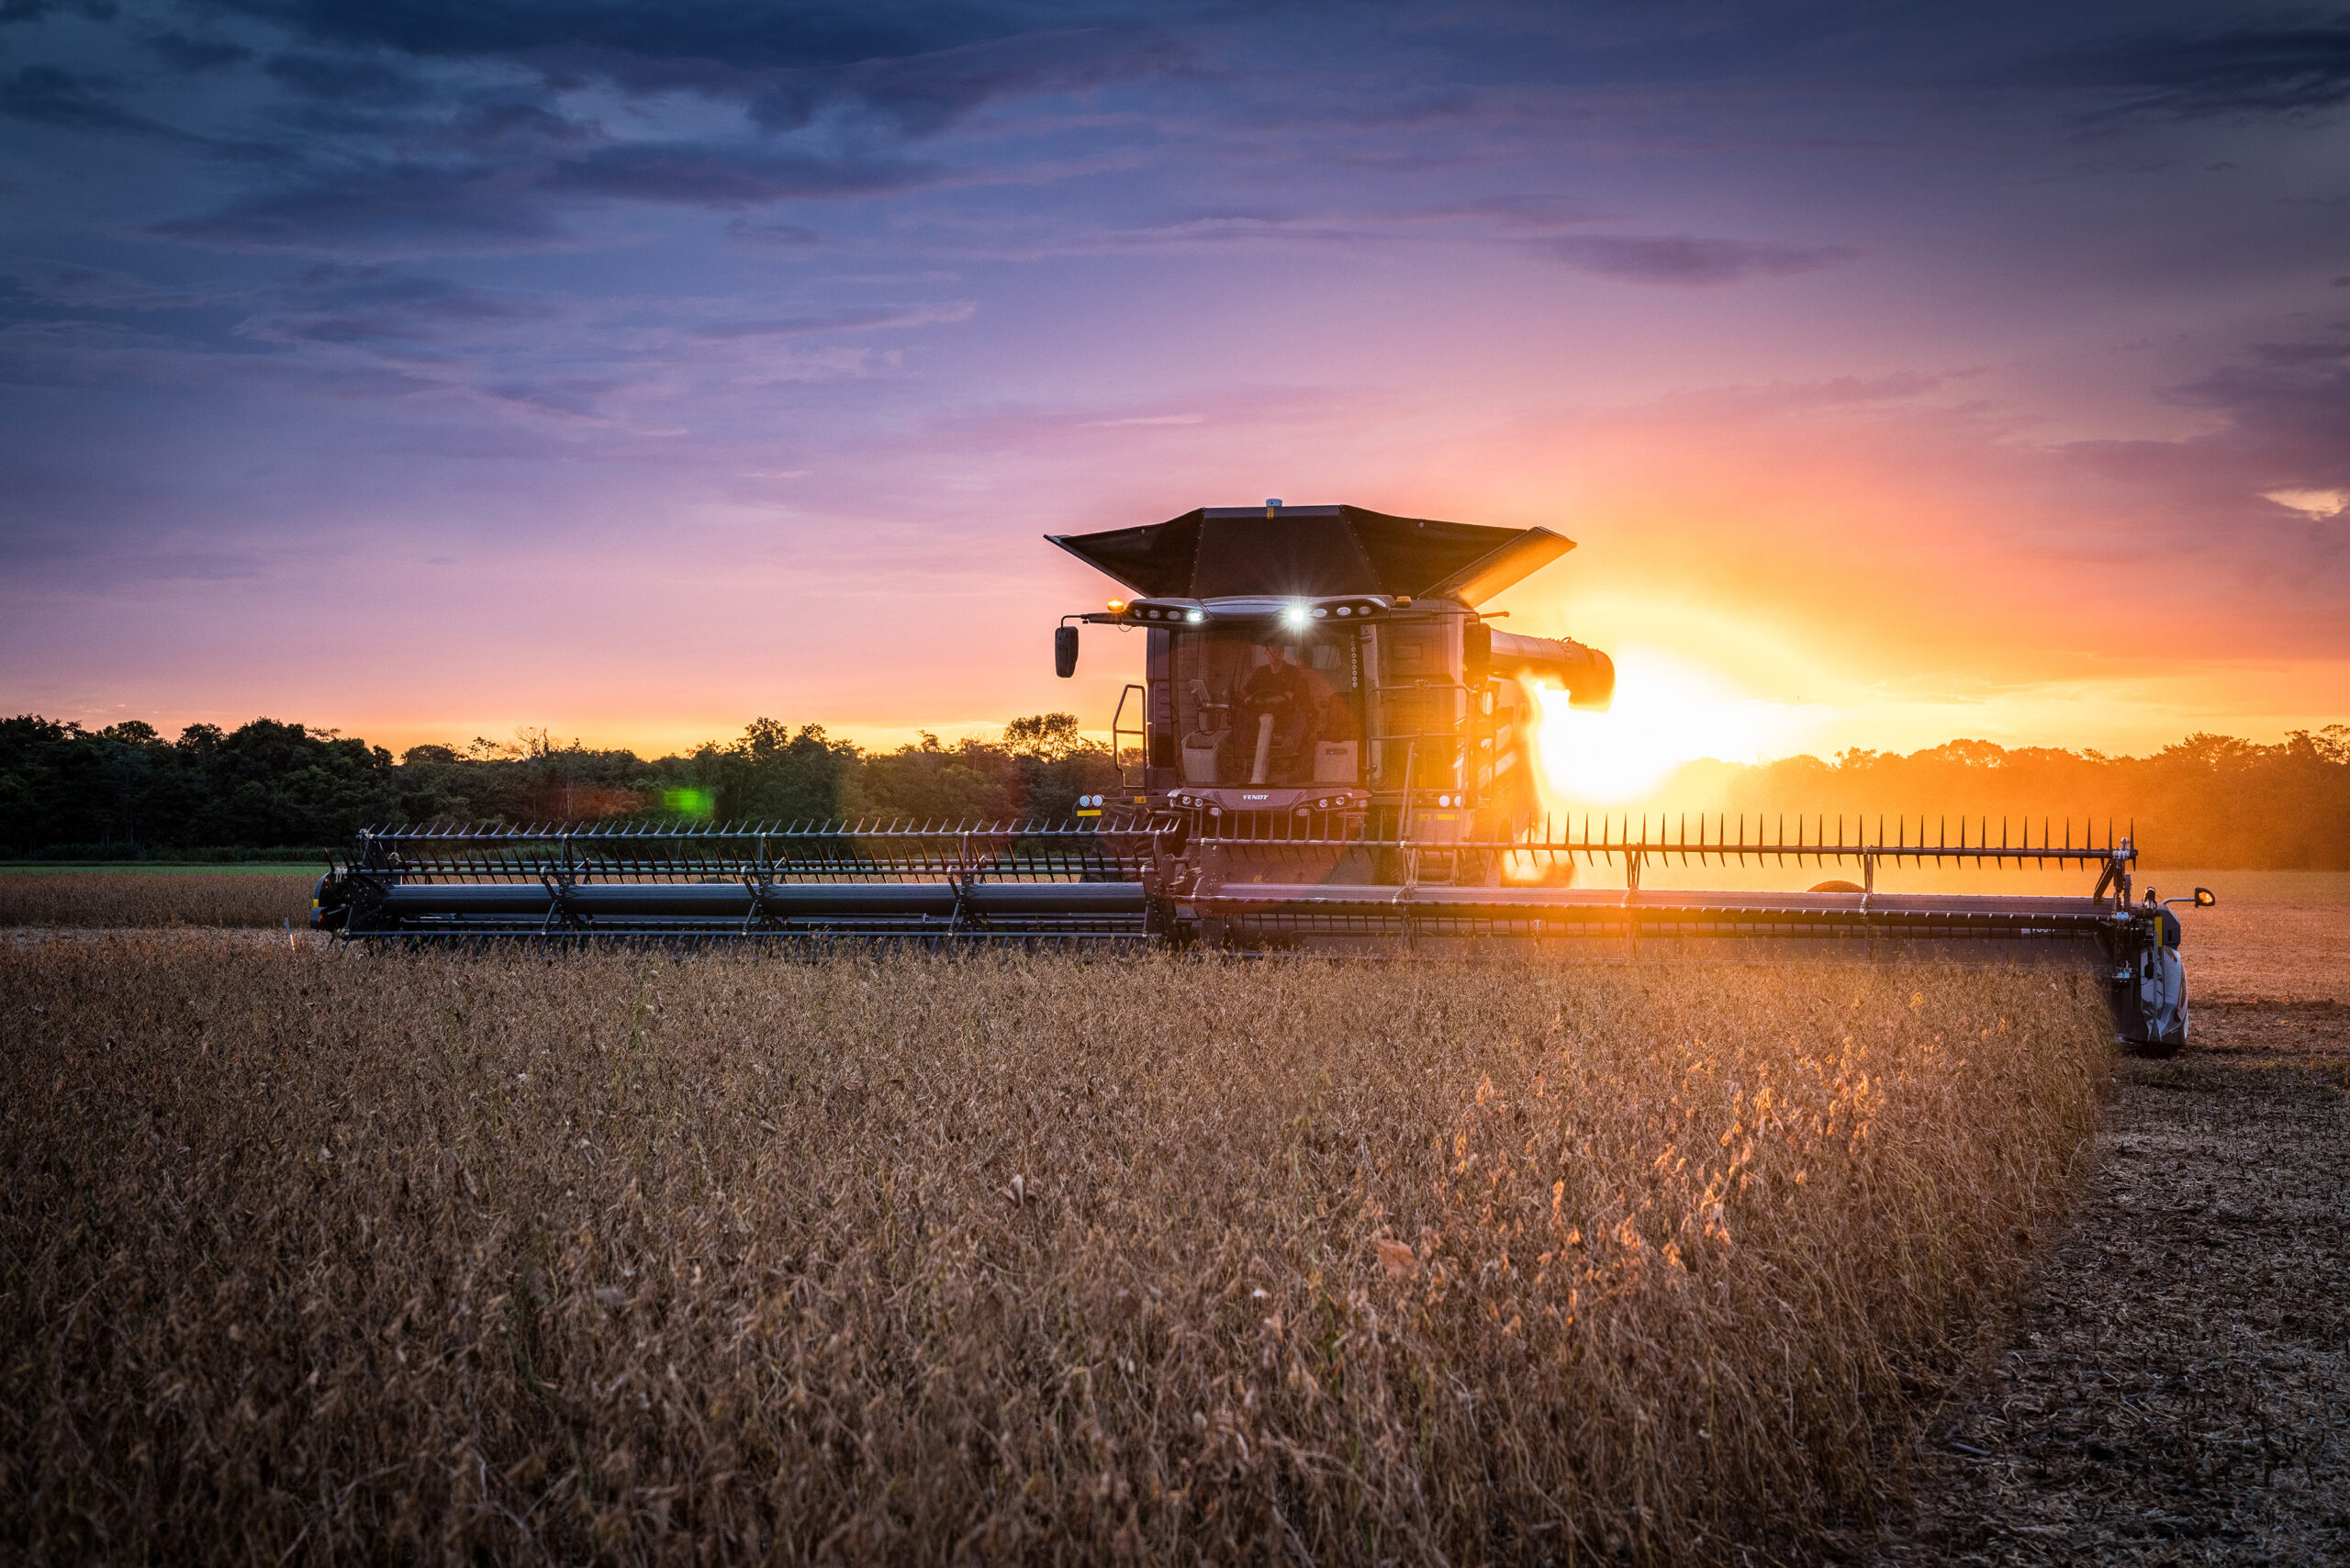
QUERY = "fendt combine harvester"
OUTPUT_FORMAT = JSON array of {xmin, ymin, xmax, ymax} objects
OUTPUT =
[{"xmin": 312, "ymin": 502, "xmax": 2211, "ymax": 1051}]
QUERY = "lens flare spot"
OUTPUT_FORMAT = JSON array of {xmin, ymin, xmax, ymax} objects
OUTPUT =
[{"xmin": 662, "ymin": 788, "xmax": 715, "ymax": 820}]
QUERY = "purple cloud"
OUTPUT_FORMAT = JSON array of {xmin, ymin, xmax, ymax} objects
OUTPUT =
[
  {"xmin": 1537, "ymin": 234, "xmax": 1861, "ymax": 286},
  {"xmin": 692, "ymin": 301, "xmax": 974, "ymax": 340},
  {"xmin": 2065, "ymin": 331, "xmax": 2350, "ymax": 591}
]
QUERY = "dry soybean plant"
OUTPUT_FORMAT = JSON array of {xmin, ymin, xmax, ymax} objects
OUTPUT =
[
  {"xmin": 0, "ymin": 937, "xmax": 2114, "ymax": 1564},
  {"xmin": 0, "ymin": 871, "xmax": 317, "ymax": 929}
]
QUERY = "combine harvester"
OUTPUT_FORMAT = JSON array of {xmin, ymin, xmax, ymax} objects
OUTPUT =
[{"xmin": 310, "ymin": 502, "xmax": 2211, "ymax": 1052}]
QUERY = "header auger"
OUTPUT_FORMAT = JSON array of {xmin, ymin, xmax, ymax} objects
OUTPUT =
[{"xmin": 310, "ymin": 500, "xmax": 2210, "ymax": 1053}]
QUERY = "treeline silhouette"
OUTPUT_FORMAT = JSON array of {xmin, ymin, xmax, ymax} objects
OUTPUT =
[
  {"xmin": 1646, "ymin": 730, "xmax": 2350, "ymax": 869},
  {"xmin": 0, "ymin": 714, "xmax": 1118, "ymax": 860},
  {"xmin": 4, "ymin": 714, "xmax": 2344, "ymax": 867}
]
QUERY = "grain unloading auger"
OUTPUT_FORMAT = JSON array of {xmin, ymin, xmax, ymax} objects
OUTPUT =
[{"xmin": 310, "ymin": 501, "xmax": 2211, "ymax": 1052}]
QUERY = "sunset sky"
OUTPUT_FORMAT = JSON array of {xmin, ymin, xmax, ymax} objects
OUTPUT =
[{"xmin": 3, "ymin": 2, "xmax": 2346, "ymax": 766}]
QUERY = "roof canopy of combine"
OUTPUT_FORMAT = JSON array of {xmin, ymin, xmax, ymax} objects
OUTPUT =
[{"xmin": 1047, "ymin": 504, "xmax": 1574, "ymax": 608}]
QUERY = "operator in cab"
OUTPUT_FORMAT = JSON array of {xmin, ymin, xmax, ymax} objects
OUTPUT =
[{"xmin": 1235, "ymin": 642, "xmax": 1316, "ymax": 782}]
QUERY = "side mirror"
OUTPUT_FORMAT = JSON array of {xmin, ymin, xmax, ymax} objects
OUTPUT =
[
  {"xmin": 1462, "ymin": 622, "xmax": 1492, "ymax": 678},
  {"xmin": 1054, "ymin": 624, "xmax": 1078, "ymax": 678},
  {"xmin": 2194, "ymin": 887, "xmax": 2216, "ymax": 907}
]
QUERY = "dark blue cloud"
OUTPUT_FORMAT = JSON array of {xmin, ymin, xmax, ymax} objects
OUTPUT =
[
  {"xmin": 541, "ymin": 144, "xmax": 941, "ymax": 207},
  {"xmin": 741, "ymin": 27, "xmax": 1187, "ymax": 138},
  {"xmin": 261, "ymin": 50, "xmax": 430, "ymax": 104},
  {"xmin": 146, "ymin": 30, "xmax": 256, "ymax": 70},
  {"xmin": 34, "ymin": 2, "xmax": 1129, "ymax": 255},
  {"xmin": 143, "ymin": 137, "xmax": 939, "ymax": 256},
  {"xmin": 148, "ymin": 166, "xmax": 571, "ymax": 252},
  {"xmin": 2041, "ymin": 25, "xmax": 2350, "ymax": 119},
  {"xmin": 434, "ymin": 100, "xmax": 595, "ymax": 155},
  {"xmin": 43, "ymin": 0, "xmax": 2300, "ymax": 269},
  {"xmin": 0, "ymin": 262, "xmax": 212, "ymax": 313},
  {"xmin": 196, "ymin": 0, "xmax": 1188, "ymax": 136},
  {"xmin": 0, "ymin": 62, "xmax": 175, "ymax": 135},
  {"xmin": 205, "ymin": 0, "xmax": 1030, "ymax": 67},
  {"xmin": 0, "ymin": 0, "xmax": 118, "ymax": 25},
  {"xmin": 241, "ymin": 264, "xmax": 557, "ymax": 343}
]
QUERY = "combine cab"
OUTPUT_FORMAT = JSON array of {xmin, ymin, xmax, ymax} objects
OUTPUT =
[
  {"xmin": 1048, "ymin": 502, "xmax": 1613, "ymax": 876},
  {"xmin": 311, "ymin": 500, "xmax": 2210, "ymax": 1053}
]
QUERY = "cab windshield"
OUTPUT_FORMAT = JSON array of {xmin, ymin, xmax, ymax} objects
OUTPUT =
[{"xmin": 1169, "ymin": 626, "xmax": 1363, "ymax": 788}]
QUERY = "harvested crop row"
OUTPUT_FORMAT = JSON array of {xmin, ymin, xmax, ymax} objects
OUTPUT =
[
  {"xmin": 0, "ymin": 871, "xmax": 317, "ymax": 929},
  {"xmin": 0, "ymin": 939, "xmax": 2113, "ymax": 1564}
]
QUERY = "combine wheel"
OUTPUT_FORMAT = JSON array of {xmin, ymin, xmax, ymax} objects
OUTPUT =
[
  {"xmin": 2112, "ymin": 940, "xmax": 2189, "ymax": 1058},
  {"xmin": 2124, "ymin": 1028, "xmax": 2186, "ymax": 1060}
]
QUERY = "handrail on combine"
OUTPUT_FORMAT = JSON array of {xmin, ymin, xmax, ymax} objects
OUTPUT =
[{"xmin": 1111, "ymin": 683, "xmax": 1147, "ymax": 790}]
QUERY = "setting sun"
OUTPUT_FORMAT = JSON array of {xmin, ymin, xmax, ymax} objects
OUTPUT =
[{"xmin": 1528, "ymin": 647, "xmax": 1818, "ymax": 807}]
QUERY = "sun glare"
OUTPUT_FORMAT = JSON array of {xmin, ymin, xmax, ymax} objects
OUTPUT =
[{"xmin": 1528, "ymin": 646, "xmax": 1809, "ymax": 807}]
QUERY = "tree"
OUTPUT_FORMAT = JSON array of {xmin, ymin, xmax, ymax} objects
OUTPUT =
[
  {"xmin": 845, "ymin": 733, "xmax": 1025, "ymax": 823},
  {"xmin": 184, "ymin": 720, "xmax": 398, "ymax": 846},
  {"xmin": 711, "ymin": 719, "xmax": 858, "ymax": 823},
  {"xmin": 1004, "ymin": 712, "xmax": 1086, "ymax": 763}
]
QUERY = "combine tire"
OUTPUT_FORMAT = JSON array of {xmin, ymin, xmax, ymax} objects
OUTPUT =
[{"xmin": 2113, "ymin": 944, "xmax": 2189, "ymax": 1058}]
